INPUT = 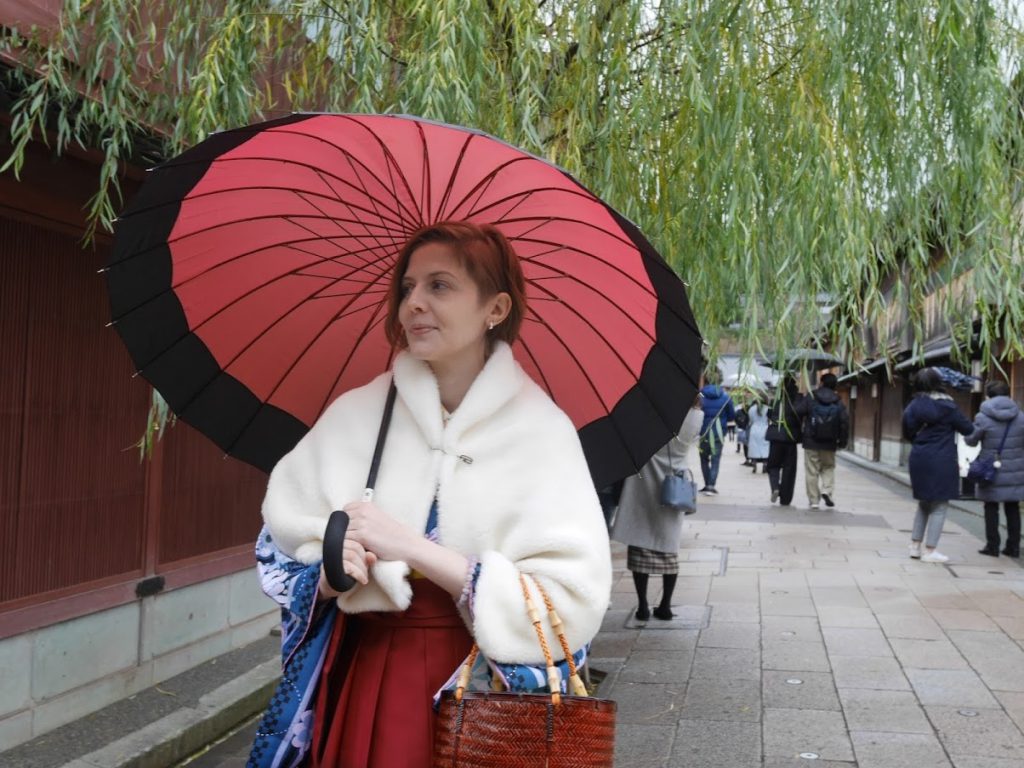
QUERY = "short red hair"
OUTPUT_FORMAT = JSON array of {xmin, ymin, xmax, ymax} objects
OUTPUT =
[{"xmin": 384, "ymin": 221, "xmax": 528, "ymax": 349}]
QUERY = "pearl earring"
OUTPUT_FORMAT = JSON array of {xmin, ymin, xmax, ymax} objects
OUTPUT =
[{"xmin": 488, "ymin": 322, "xmax": 495, "ymax": 330}]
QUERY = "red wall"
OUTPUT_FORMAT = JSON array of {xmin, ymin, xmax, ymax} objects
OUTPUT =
[{"xmin": 0, "ymin": 138, "xmax": 267, "ymax": 637}]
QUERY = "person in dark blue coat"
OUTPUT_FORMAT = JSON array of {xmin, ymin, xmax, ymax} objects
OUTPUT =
[
  {"xmin": 902, "ymin": 368, "xmax": 974, "ymax": 563},
  {"xmin": 698, "ymin": 371, "xmax": 736, "ymax": 494}
]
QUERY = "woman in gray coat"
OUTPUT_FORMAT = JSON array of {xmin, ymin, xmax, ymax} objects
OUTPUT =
[
  {"xmin": 966, "ymin": 381, "xmax": 1024, "ymax": 558},
  {"xmin": 611, "ymin": 399, "xmax": 703, "ymax": 620}
]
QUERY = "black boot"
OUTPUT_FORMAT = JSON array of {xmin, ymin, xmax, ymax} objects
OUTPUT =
[
  {"xmin": 653, "ymin": 574, "xmax": 677, "ymax": 620},
  {"xmin": 632, "ymin": 572, "xmax": 650, "ymax": 620}
]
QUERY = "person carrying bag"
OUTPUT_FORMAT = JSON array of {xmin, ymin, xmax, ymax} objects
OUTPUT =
[
  {"xmin": 610, "ymin": 401, "xmax": 703, "ymax": 622},
  {"xmin": 248, "ymin": 222, "xmax": 612, "ymax": 767},
  {"xmin": 966, "ymin": 381, "xmax": 1024, "ymax": 558}
]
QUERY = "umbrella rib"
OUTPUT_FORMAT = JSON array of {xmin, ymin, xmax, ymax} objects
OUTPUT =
[
  {"xmin": 527, "ymin": 275, "xmax": 653, "ymax": 377},
  {"xmin": 442, "ymin": 155, "xmax": 537, "ymax": 220},
  {"xmin": 163, "ymin": 243, "xmax": 398, "ymax": 448},
  {"xmin": 122, "ymin": 169, "xmax": 412, "ymax": 233},
  {"xmin": 117, "ymin": 205, "xmax": 410, "ymax": 276},
  {"xmin": 311, "ymin": 298, "xmax": 392, "ymax": 422},
  {"xmin": 294, "ymin": 185, "xmax": 401, "ymax": 275},
  {"xmin": 338, "ymin": 115, "xmax": 426, "ymax": 226},
  {"xmin": 513, "ymin": 235, "xmax": 702, "ymax": 338},
  {"xmin": 307, "ymin": 166, "xmax": 408, "ymax": 253},
  {"xmin": 477, "ymin": 209, "xmax": 636, "ymax": 251},
  {"xmin": 513, "ymin": 331, "xmax": 555, "ymax": 402},
  {"xmin": 416, "ymin": 121, "xmax": 432, "ymax": 227},
  {"xmin": 436, "ymin": 133, "xmax": 475, "ymax": 220},
  {"xmin": 112, "ymin": 233, "xmax": 396, "ymax": 324},
  {"xmin": 329, "ymin": 151, "xmax": 418, "ymax": 247},
  {"xmin": 520, "ymin": 313, "xmax": 645, "ymax": 471},
  {"xmin": 224, "ymin": 235, "xmax": 400, "ymax": 431},
  {"xmin": 151, "ymin": 120, "xmax": 427, "ymax": 226},
  {"xmin": 183, "ymin": 248, "xmax": 371, "ymax": 352}
]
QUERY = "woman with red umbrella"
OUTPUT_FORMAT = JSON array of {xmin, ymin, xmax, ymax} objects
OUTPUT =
[{"xmin": 249, "ymin": 222, "xmax": 612, "ymax": 766}]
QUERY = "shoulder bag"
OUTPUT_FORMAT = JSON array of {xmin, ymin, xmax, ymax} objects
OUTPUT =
[
  {"xmin": 660, "ymin": 438, "xmax": 697, "ymax": 514},
  {"xmin": 966, "ymin": 420, "xmax": 1012, "ymax": 485},
  {"xmin": 433, "ymin": 574, "xmax": 617, "ymax": 767}
]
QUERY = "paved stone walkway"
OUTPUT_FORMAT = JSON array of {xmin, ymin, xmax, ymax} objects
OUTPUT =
[
  {"xmin": 195, "ymin": 445, "xmax": 1024, "ymax": 768},
  {"xmin": 596, "ymin": 445, "xmax": 1024, "ymax": 768}
]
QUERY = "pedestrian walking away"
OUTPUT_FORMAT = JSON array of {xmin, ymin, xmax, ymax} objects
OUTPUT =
[
  {"xmin": 766, "ymin": 376, "xmax": 801, "ymax": 505},
  {"xmin": 795, "ymin": 372, "xmax": 849, "ymax": 509},
  {"xmin": 248, "ymin": 222, "xmax": 612, "ymax": 767},
  {"xmin": 965, "ymin": 380, "xmax": 1024, "ymax": 558},
  {"xmin": 902, "ymin": 367, "xmax": 975, "ymax": 563},
  {"xmin": 746, "ymin": 398, "xmax": 771, "ymax": 473},
  {"xmin": 734, "ymin": 404, "xmax": 750, "ymax": 460},
  {"xmin": 610, "ymin": 398, "xmax": 703, "ymax": 621},
  {"xmin": 698, "ymin": 372, "xmax": 736, "ymax": 495}
]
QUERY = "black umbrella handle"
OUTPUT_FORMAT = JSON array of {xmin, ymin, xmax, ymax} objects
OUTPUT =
[{"xmin": 322, "ymin": 510, "xmax": 356, "ymax": 593}]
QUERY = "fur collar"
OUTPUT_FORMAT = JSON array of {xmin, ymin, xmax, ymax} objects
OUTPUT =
[{"xmin": 260, "ymin": 342, "xmax": 611, "ymax": 663}]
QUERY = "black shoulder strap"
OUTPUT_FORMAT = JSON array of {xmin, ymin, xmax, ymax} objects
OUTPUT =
[
  {"xmin": 364, "ymin": 380, "xmax": 399, "ymax": 497},
  {"xmin": 322, "ymin": 380, "xmax": 398, "ymax": 594},
  {"xmin": 996, "ymin": 419, "xmax": 1012, "ymax": 456}
]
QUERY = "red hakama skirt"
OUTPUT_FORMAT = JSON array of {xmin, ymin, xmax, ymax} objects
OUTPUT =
[{"xmin": 311, "ymin": 578, "xmax": 473, "ymax": 767}]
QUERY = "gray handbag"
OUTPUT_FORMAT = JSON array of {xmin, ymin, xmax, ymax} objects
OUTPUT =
[{"xmin": 660, "ymin": 439, "xmax": 697, "ymax": 514}]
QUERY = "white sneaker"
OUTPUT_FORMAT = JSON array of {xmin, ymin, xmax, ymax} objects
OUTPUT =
[
  {"xmin": 921, "ymin": 550, "xmax": 949, "ymax": 563},
  {"xmin": 810, "ymin": 502, "xmax": 820, "ymax": 510},
  {"xmin": 909, "ymin": 542, "xmax": 922, "ymax": 559}
]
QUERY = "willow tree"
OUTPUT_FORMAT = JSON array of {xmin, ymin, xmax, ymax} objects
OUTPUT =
[{"xmin": 4, "ymin": 0, "xmax": 1024, "ymax": 366}]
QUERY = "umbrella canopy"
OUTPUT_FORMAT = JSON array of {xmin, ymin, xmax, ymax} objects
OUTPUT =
[
  {"xmin": 108, "ymin": 113, "xmax": 702, "ymax": 488},
  {"xmin": 933, "ymin": 366, "xmax": 979, "ymax": 392},
  {"xmin": 757, "ymin": 349, "xmax": 844, "ymax": 372},
  {"xmin": 722, "ymin": 371, "xmax": 769, "ymax": 390}
]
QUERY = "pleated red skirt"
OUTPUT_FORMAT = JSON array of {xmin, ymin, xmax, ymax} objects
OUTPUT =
[{"xmin": 311, "ymin": 578, "xmax": 473, "ymax": 768}]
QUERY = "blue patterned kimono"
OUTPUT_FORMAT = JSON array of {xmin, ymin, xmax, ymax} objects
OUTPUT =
[{"xmin": 247, "ymin": 521, "xmax": 588, "ymax": 767}]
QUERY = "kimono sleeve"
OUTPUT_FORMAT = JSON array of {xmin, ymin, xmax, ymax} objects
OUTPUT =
[
  {"xmin": 469, "ymin": 418, "xmax": 612, "ymax": 665},
  {"xmin": 260, "ymin": 421, "xmax": 332, "ymax": 564}
]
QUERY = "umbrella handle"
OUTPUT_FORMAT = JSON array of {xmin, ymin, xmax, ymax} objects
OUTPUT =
[{"xmin": 322, "ymin": 510, "xmax": 357, "ymax": 593}]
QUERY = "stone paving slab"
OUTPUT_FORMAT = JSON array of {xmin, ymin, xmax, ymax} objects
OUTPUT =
[
  {"xmin": 925, "ymin": 705, "xmax": 1024, "ymax": 761},
  {"xmin": 850, "ymin": 730, "xmax": 953, "ymax": 767},
  {"xmin": 838, "ymin": 688, "xmax": 934, "ymax": 734},
  {"xmin": 763, "ymin": 671, "xmax": 841, "ymax": 711},
  {"xmin": 763, "ymin": 708, "xmax": 854, "ymax": 761},
  {"xmin": 672, "ymin": 719, "xmax": 761, "ymax": 767},
  {"xmin": 904, "ymin": 668, "xmax": 1001, "ymax": 708}
]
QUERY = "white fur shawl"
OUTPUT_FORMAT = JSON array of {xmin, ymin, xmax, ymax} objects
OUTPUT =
[{"xmin": 260, "ymin": 342, "xmax": 612, "ymax": 664}]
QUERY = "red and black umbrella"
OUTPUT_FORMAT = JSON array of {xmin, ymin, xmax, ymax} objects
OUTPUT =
[{"xmin": 108, "ymin": 114, "xmax": 702, "ymax": 488}]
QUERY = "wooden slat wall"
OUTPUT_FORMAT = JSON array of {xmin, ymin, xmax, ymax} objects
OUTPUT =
[
  {"xmin": 852, "ymin": 377, "xmax": 877, "ymax": 445},
  {"xmin": 0, "ymin": 211, "xmax": 270, "ymax": 612},
  {"xmin": 880, "ymin": 376, "xmax": 907, "ymax": 442},
  {"xmin": 0, "ymin": 219, "xmax": 149, "ymax": 602},
  {"xmin": 158, "ymin": 419, "xmax": 266, "ymax": 566},
  {"xmin": 0, "ymin": 218, "xmax": 30, "ymax": 601}
]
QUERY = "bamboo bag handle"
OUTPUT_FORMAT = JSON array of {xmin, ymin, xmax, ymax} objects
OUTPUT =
[{"xmin": 454, "ymin": 573, "xmax": 589, "ymax": 706}]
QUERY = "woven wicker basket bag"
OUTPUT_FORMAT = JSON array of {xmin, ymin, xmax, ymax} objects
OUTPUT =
[{"xmin": 433, "ymin": 574, "xmax": 616, "ymax": 767}]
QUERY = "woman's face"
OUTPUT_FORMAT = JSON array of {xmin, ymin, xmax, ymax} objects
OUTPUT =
[{"xmin": 398, "ymin": 242, "xmax": 507, "ymax": 372}]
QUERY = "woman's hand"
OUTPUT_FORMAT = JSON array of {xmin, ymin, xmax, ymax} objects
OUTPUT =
[
  {"xmin": 342, "ymin": 501, "xmax": 470, "ymax": 597},
  {"xmin": 343, "ymin": 500, "xmax": 418, "ymax": 562},
  {"xmin": 318, "ymin": 538, "xmax": 377, "ymax": 599}
]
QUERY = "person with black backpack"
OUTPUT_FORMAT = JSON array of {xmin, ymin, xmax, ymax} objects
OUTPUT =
[
  {"xmin": 766, "ymin": 376, "xmax": 802, "ymax": 505},
  {"xmin": 795, "ymin": 372, "xmax": 850, "ymax": 509}
]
